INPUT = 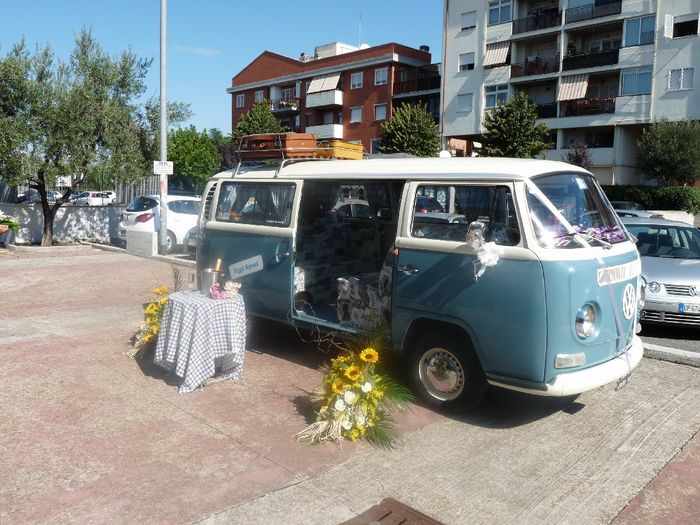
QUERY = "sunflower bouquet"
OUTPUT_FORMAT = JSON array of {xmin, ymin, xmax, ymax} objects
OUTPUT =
[
  {"xmin": 296, "ymin": 346, "xmax": 414, "ymax": 449},
  {"xmin": 127, "ymin": 285, "xmax": 170, "ymax": 358}
]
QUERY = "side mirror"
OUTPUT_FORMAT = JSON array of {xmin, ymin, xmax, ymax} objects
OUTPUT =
[{"xmin": 467, "ymin": 221, "xmax": 486, "ymax": 245}]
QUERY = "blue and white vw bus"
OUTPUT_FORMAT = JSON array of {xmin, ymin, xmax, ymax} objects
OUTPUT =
[{"xmin": 196, "ymin": 154, "xmax": 643, "ymax": 409}]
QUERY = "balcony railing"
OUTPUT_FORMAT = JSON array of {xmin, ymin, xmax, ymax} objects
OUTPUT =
[
  {"xmin": 560, "ymin": 96, "xmax": 616, "ymax": 117},
  {"xmin": 269, "ymin": 98, "xmax": 299, "ymax": 112},
  {"xmin": 511, "ymin": 55, "xmax": 560, "ymax": 78},
  {"xmin": 512, "ymin": 8, "xmax": 561, "ymax": 34},
  {"xmin": 534, "ymin": 102, "xmax": 558, "ymax": 118},
  {"xmin": 562, "ymin": 49, "xmax": 619, "ymax": 71},
  {"xmin": 305, "ymin": 123, "xmax": 343, "ymax": 140},
  {"xmin": 306, "ymin": 90, "xmax": 343, "ymax": 109},
  {"xmin": 565, "ymin": 1, "xmax": 622, "ymax": 24},
  {"xmin": 393, "ymin": 75, "xmax": 441, "ymax": 95}
]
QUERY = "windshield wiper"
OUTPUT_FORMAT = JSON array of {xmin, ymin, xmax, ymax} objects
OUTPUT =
[{"xmin": 556, "ymin": 231, "xmax": 613, "ymax": 249}]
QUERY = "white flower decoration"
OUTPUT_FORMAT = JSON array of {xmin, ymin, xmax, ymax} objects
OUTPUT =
[
  {"xmin": 343, "ymin": 390, "xmax": 357, "ymax": 404},
  {"xmin": 356, "ymin": 413, "xmax": 366, "ymax": 426},
  {"xmin": 341, "ymin": 417, "xmax": 353, "ymax": 430},
  {"xmin": 334, "ymin": 398, "xmax": 345, "ymax": 411},
  {"xmin": 361, "ymin": 382, "xmax": 372, "ymax": 393}
]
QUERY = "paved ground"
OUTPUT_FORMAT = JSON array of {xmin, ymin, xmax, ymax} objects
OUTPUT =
[
  {"xmin": 639, "ymin": 324, "xmax": 700, "ymax": 355},
  {"xmin": 1, "ymin": 248, "xmax": 698, "ymax": 524}
]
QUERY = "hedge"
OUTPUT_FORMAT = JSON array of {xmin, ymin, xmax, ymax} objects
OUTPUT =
[{"xmin": 601, "ymin": 185, "xmax": 700, "ymax": 215}]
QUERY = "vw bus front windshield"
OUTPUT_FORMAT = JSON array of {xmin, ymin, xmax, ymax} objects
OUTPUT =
[{"xmin": 527, "ymin": 172, "xmax": 629, "ymax": 249}]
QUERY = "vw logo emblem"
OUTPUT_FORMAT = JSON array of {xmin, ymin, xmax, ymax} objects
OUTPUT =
[
  {"xmin": 622, "ymin": 283, "xmax": 636, "ymax": 320},
  {"xmin": 690, "ymin": 285, "xmax": 699, "ymax": 297}
]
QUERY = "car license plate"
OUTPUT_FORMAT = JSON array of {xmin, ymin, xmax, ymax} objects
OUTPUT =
[
  {"xmin": 616, "ymin": 372, "xmax": 632, "ymax": 391},
  {"xmin": 678, "ymin": 304, "xmax": 700, "ymax": 313}
]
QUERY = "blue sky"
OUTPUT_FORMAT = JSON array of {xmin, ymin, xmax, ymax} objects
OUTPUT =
[{"xmin": 2, "ymin": 0, "xmax": 443, "ymax": 135}]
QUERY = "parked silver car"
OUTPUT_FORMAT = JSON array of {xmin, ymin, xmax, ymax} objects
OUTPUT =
[
  {"xmin": 611, "ymin": 201, "xmax": 664, "ymax": 219},
  {"xmin": 622, "ymin": 217, "xmax": 700, "ymax": 326}
]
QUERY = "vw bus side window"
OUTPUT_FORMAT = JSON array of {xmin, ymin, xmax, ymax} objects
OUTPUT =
[
  {"xmin": 527, "ymin": 173, "xmax": 627, "ymax": 248},
  {"xmin": 411, "ymin": 185, "xmax": 520, "ymax": 246},
  {"xmin": 215, "ymin": 182, "xmax": 295, "ymax": 227}
]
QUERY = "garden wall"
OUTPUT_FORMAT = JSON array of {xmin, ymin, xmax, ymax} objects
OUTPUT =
[{"xmin": 0, "ymin": 203, "xmax": 123, "ymax": 244}]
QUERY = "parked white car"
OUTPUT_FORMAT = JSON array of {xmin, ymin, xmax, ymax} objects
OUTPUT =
[
  {"xmin": 75, "ymin": 191, "xmax": 116, "ymax": 206},
  {"xmin": 118, "ymin": 194, "xmax": 201, "ymax": 253}
]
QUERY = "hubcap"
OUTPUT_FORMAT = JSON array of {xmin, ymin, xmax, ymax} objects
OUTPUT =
[{"xmin": 419, "ymin": 347, "xmax": 465, "ymax": 401}]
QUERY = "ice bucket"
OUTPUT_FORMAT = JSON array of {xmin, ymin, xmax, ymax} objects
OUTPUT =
[{"xmin": 199, "ymin": 268, "xmax": 222, "ymax": 292}]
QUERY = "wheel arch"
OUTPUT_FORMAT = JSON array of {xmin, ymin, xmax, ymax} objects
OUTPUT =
[{"xmin": 400, "ymin": 317, "xmax": 484, "ymax": 369}]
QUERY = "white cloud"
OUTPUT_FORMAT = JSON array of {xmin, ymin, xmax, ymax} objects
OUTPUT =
[{"xmin": 174, "ymin": 44, "xmax": 221, "ymax": 57}]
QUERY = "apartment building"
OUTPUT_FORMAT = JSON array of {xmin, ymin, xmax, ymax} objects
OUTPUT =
[
  {"xmin": 442, "ymin": 0, "xmax": 700, "ymax": 184},
  {"xmin": 228, "ymin": 42, "xmax": 440, "ymax": 154}
]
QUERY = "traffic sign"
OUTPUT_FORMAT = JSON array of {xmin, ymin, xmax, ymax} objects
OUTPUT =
[{"xmin": 153, "ymin": 160, "xmax": 174, "ymax": 175}]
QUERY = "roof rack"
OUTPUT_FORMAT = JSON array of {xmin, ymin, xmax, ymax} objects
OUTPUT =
[{"xmin": 234, "ymin": 133, "xmax": 366, "ymax": 176}]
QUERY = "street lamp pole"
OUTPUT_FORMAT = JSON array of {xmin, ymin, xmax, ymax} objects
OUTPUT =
[{"xmin": 158, "ymin": 0, "xmax": 169, "ymax": 255}]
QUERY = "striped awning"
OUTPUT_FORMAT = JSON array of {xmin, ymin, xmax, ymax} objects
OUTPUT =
[
  {"xmin": 307, "ymin": 73, "xmax": 341, "ymax": 94},
  {"xmin": 483, "ymin": 41, "xmax": 510, "ymax": 66},
  {"xmin": 557, "ymin": 74, "xmax": 589, "ymax": 101}
]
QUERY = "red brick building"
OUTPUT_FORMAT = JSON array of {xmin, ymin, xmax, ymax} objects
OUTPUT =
[{"xmin": 228, "ymin": 42, "xmax": 440, "ymax": 154}]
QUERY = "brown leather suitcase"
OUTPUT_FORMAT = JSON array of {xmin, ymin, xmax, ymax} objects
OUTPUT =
[{"xmin": 238, "ymin": 133, "xmax": 317, "ymax": 159}]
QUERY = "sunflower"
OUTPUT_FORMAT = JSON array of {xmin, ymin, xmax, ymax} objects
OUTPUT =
[
  {"xmin": 359, "ymin": 347, "xmax": 379, "ymax": 364},
  {"xmin": 331, "ymin": 378, "xmax": 345, "ymax": 394},
  {"xmin": 153, "ymin": 285, "xmax": 168, "ymax": 296},
  {"xmin": 344, "ymin": 365, "xmax": 361, "ymax": 381}
]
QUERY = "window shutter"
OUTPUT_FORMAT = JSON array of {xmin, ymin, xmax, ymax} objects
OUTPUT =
[
  {"xmin": 683, "ymin": 68, "xmax": 695, "ymax": 89},
  {"xmin": 664, "ymin": 14, "xmax": 674, "ymax": 38},
  {"xmin": 669, "ymin": 69, "xmax": 682, "ymax": 90}
]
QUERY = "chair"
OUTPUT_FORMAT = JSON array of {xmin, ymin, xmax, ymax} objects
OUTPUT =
[
  {"xmin": 656, "ymin": 234, "xmax": 674, "ymax": 256},
  {"xmin": 635, "ymin": 232, "xmax": 654, "ymax": 256}
]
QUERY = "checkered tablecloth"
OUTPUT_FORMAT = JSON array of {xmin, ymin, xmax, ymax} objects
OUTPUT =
[{"xmin": 154, "ymin": 290, "xmax": 246, "ymax": 394}]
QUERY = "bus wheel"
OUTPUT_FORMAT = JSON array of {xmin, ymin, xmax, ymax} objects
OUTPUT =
[{"xmin": 410, "ymin": 332, "xmax": 487, "ymax": 411}]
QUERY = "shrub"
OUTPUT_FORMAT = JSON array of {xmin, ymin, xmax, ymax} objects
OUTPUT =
[{"xmin": 602, "ymin": 185, "xmax": 700, "ymax": 214}]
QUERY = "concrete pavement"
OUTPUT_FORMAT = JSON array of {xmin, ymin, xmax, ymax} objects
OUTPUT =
[{"xmin": 1, "ymin": 248, "xmax": 699, "ymax": 524}]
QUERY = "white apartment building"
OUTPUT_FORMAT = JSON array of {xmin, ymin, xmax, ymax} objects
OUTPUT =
[{"xmin": 441, "ymin": 0, "xmax": 700, "ymax": 184}]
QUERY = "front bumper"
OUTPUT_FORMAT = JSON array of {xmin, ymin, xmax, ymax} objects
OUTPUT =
[{"xmin": 488, "ymin": 335, "xmax": 644, "ymax": 397}]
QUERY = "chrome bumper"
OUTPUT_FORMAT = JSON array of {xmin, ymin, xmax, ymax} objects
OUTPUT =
[{"xmin": 488, "ymin": 336, "xmax": 644, "ymax": 397}]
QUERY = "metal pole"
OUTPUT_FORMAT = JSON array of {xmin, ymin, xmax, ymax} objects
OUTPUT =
[{"xmin": 158, "ymin": 0, "xmax": 169, "ymax": 254}]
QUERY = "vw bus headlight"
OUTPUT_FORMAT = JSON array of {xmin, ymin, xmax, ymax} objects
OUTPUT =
[
  {"xmin": 575, "ymin": 304, "xmax": 596, "ymax": 338},
  {"xmin": 647, "ymin": 281, "xmax": 661, "ymax": 294}
]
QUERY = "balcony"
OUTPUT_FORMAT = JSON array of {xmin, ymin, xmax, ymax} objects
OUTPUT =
[
  {"xmin": 565, "ymin": 1, "xmax": 621, "ymax": 24},
  {"xmin": 306, "ymin": 123, "xmax": 343, "ymax": 140},
  {"xmin": 560, "ymin": 97, "xmax": 616, "ymax": 117},
  {"xmin": 393, "ymin": 75, "xmax": 441, "ymax": 96},
  {"xmin": 511, "ymin": 55, "xmax": 560, "ymax": 78},
  {"xmin": 534, "ymin": 102, "xmax": 558, "ymax": 118},
  {"xmin": 270, "ymin": 98, "xmax": 299, "ymax": 113},
  {"xmin": 562, "ymin": 49, "xmax": 619, "ymax": 71},
  {"xmin": 512, "ymin": 8, "xmax": 561, "ymax": 34},
  {"xmin": 306, "ymin": 90, "xmax": 343, "ymax": 109}
]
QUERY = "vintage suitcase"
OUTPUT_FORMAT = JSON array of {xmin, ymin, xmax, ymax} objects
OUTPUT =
[
  {"xmin": 316, "ymin": 139, "xmax": 365, "ymax": 160},
  {"xmin": 238, "ymin": 133, "xmax": 317, "ymax": 160}
]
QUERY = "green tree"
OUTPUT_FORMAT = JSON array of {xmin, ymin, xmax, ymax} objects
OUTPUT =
[
  {"xmin": 206, "ymin": 128, "xmax": 236, "ymax": 169},
  {"xmin": 168, "ymin": 126, "xmax": 221, "ymax": 190},
  {"xmin": 0, "ymin": 29, "xmax": 152, "ymax": 245},
  {"xmin": 480, "ymin": 92, "xmax": 550, "ymax": 158},
  {"xmin": 233, "ymin": 100, "xmax": 285, "ymax": 140},
  {"xmin": 637, "ymin": 119, "xmax": 700, "ymax": 186},
  {"xmin": 138, "ymin": 95, "xmax": 192, "ymax": 164},
  {"xmin": 379, "ymin": 103, "xmax": 440, "ymax": 157}
]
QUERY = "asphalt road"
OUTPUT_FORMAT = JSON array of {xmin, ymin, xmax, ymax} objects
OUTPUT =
[{"xmin": 640, "ymin": 323, "xmax": 700, "ymax": 354}]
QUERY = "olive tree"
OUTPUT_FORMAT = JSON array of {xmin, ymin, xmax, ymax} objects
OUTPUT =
[{"xmin": 0, "ymin": 29, "xmax": 151, "ymax": 245}]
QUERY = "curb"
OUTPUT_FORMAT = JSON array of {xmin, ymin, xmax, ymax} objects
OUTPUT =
[
  {"xmin": 643, "ymin": 343, "xmax": 700, "ymax": 368},
  {"xmin": 85, "ymin": 242, "xmax": 196, "ymax": 268},
  {"xmin": 8, "ymin": 243, "xmax": 93, "ymax": 254}
]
